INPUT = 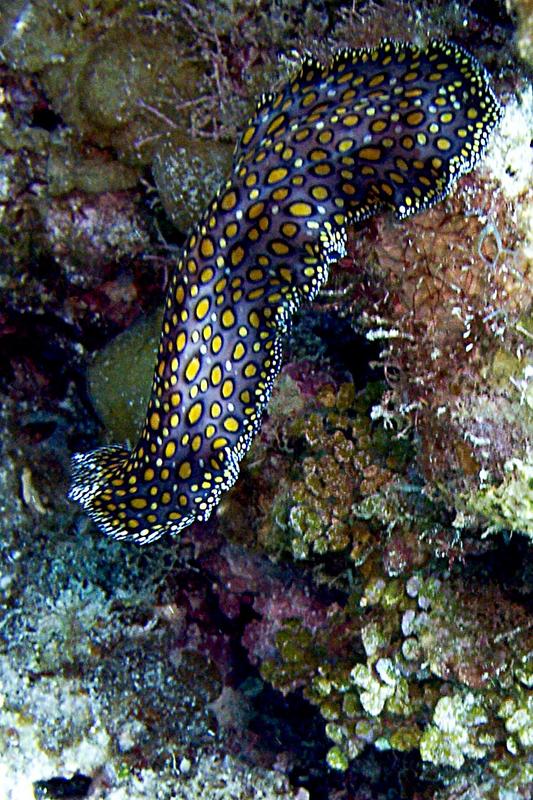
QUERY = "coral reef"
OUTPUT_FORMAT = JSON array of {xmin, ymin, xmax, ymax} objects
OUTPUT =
[
  {"xmin": 506, "ymin": 0, "xmax": 533, "ymax": 65},
  {"xmin": 262, "ymin": 567, "xmax": 532, "ymax": 795},
  {"xmin": 347, "ymin": 93, "xmax": 533, "ymax": 540}
]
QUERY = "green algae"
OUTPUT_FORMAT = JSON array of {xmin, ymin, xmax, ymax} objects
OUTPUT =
[
  {"xmin": 87, "ymin": 308, "xmax": 163, "ymax": 444},
  {"xmin": 467, "ymin": 456, "xmax": 533, "ymax": 539}
]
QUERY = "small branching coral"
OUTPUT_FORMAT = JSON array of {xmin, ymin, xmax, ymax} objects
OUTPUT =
[{"xmin": 262, "ymin": 568, "xmax": 533, "ymax": 792}]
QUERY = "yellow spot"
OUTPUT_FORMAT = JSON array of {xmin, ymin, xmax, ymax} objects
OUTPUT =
[
  {"xmin": 187, "ymin": 402, "xmax": 203, "ymax": 425},
  {"xmin": 244, "ymin": 363, "xmax": 257, "ymax": 378},
  {"xmin": 200, "ymin": 237, "xmax": 214, "ymax": 258},
  {"xmin": 212, "ymin": 335, "xmax": 223, "ymax": 354},
  {"xmin": 406, "ymin": 111, "xmax": 425, "ymax": 126},
  {"xmin": 200, "ymin": 267, "xmax": 214, "ymax": 284},
  {"xmin": 249, "ymin": 268, "xmax": 264, "ymax": 282},
  {"xmin": 221, "ymin": 191, "xmax": 237, "ymax": 211},
  {"xmin": 131, "ymin": 498, "xmax": 148, "ymax": 509},
  {"xmin": 211, "ymin": 365, "xmax": 222, "ymax": 385},
  {"xmin": 242, "ymin": 125, "xmax": 255, "ymax": 145},
  {"xmin": 272, "ymin": 187, "xmax": 289, "ymax": 201},
  {"xmin": 389, "ymin": 171, "xmax": 404, "ymax": 184},
  {"xmin": 267, "ymin": 114, "xmax": 285, "ymax": 135},
  {"xmin": 223, "ymin": 417, "xmax": 239, "ymax": 433},
  {"xmin": 245, "ymin": 172, "xmax": 257, "ymax": 187},
  {"xmin": 294, "ymin": 128, "xmax": 311, "ymax": 141},
  {"xmin": 185, "ymin": 356, "xmax": 201, "ymax": 382},
  {"xmin": 281, "ymin": 222, "xmax": 298, "ymax": 238},
  {"xmin": 174, "ymin": 332, "xmax": 186, "ymax": 353},
  {"xmin": 271, "ymin": 240, "xmax": 289, "ymax": 256},
  {"xmin": 128, "ymin": 519, "xmax": 140, "ymax": 528},
  {"xmin": 205, "ymin": 424, "xmax": 216, "ymax": 438},
  {"xmin": 195, "ymin": 297, "xmax": 210, "ymax": 321},
  {"xmin": 289, "ymin": 202, "xmax": 313, "ymax": 217},
  {"xmin": 338, "ymin": 139, "xmax": 353, "ymax": 153},
  {"xmin": 267, "ymin": 167, "xmax": 288, "ymax": 184},
  {"xmin": 210, "ymin": 401, "xmax": 222, "ymax": 418},
  {"xmin": 213, "ymin": 437, "xmax": 228, "ymax": 450},
  {"xmin": 179, "ymin": 460, "xmax": 192, "ymax": 479},
  {"xmin": 225, "ymin": 222, "xmax": 238, "ymax": 238},
  {"xmin": 231, "ymin": 246, "xmax": 245, "ymax": 267},
  {"xmin": 249, "ymin": 311, "xmax": 260, "ymax": 328},
  {"xmin": 248, "ymin": 202, "xmax": 264, "ymax": 219},
  {"xmin": 171, "ymin": 392, "xmax": 181, "ymax": 407},
  {"xmin": 165, "ymin": 441, "xmax": 176, "ymax": 459},
  {"xmin": 311, "ymin": 185, "xmax": 329, "ymax": 201},
  {"xmin": 436, "ymin": 137, "xmax": 451, "ymax": 151},
  {"xmin": 149, "ymin": 412, "xmax": 160, "ymax": 431},
  {"xmin": 343, "ymin": 114, "xmax": 360, "ymax": 127},
  {"xmin": 233, "ymin": 342, "xmax": 245, "ymax": 360},
  {"xmin": 222, "ymin": 309, "xmax": 236, "ymax": 328},
  {"xmin": 221, "ymin": 378, "xmax": 234, "ymax": 399},
  {"xmin": 313, "ymin": 163, "xmax": 332, "ymax": 176},
  {"xmin": 310, "ymin": 148, "xmax": 327, "ymax": 162},
  {"xmin": 301, "ymin": 90, "xmax": 317, "ymax": 107},
  {"xmin": 358, "ymin": 147, "xmax": 381, "ymax": 160},
  {"xmin": 191, "ymin": 434, "xmax": 202, "ymax": 452},
  {"xmin": 368, "ymin": 73, "xmax": 385, "ymax": 87},
  {"xmin": 370, "ymin": 119, "xmax": 387, "ymax": 133}
]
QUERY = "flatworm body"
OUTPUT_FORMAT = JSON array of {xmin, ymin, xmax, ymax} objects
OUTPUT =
[{"xmin": 69, "ymin": 39, "xmax": 501, "ymax": 544}]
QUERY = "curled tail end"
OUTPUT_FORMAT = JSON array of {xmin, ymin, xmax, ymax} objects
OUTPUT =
[
  {"xmin": 69, "ymin": 445, "xmax": 195, "ymax": 544},
  {"xmin": 69, "ymin": 445, "xmax": 130, "ymax": 505},
  {"xmin": 68, "ymin": 445, "xmax": 137, "ymax": 541}
]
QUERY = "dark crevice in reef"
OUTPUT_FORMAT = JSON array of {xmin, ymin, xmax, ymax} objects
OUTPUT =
[
  {"xmin": 33, "ymin": 773, "xmax": 92, "ymax": 799},
  {"xmin": 180, "ymin": 557, "xmax": 431, "ymax": 800},
  {"xmin": 30, "ymin": 105, "xmax": 63, "ymax": 133},
  {"xmin": 291, "ymin": 310, "xmax": 384, "ymax": 389},
  {"xmin": 454, "ymin": 534, "xmax": 533, "ymax": 609}
]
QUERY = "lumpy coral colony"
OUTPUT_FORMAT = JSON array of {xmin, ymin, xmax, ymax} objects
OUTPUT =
[{"xmin": 69, "ymin": 39, "xmax": 501, "ymax": 543}]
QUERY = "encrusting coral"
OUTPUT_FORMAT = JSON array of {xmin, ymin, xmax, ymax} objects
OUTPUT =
[{"xmin": 262, "ymin": 566, "xmax": 532, "ymax": 793}]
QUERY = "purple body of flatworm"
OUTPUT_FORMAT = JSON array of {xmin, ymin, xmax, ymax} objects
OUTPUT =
[{"xmin": 69, "ymin": 39, "xmax": 501, "ymax": 544}]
